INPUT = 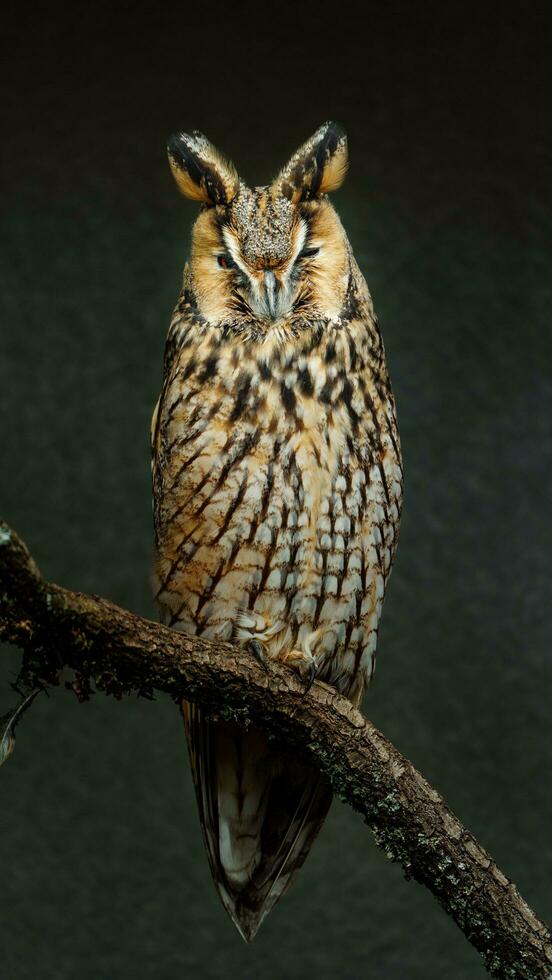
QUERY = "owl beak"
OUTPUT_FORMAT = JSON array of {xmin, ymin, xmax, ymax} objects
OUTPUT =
[
  {"xmin": 247, "ymin": 269, "xmax": 290, "ymax": 322},
  {"xmin": 263, "ymin": 271, "xmax": 278, "ymax": 320}
]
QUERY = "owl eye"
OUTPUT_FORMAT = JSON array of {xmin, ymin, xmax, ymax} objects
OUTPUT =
[
  {"xmin": 299, "ymin": 246, "xmax": 320, "ymax": 260},
  {"xmin": 217, "ymin": 254, "xmax": 237, "ymax": 270}
]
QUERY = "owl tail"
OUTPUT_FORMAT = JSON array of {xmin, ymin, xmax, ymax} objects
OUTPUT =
[{"xmin": 182, "ymin": 701, "xmax": 332, "ymax": 942}]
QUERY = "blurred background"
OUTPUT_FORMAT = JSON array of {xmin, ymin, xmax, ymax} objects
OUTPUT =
[{"xmin": 1, "ymin": 1, "xmax": 551, "ymax": 977}]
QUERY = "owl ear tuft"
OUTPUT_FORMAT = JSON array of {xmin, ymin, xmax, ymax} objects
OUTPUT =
[
  {"xmin": 272, "ymin": 121, "xmax": 348, "ymax": 203},
  {"xmin": 167, "ymin": 131, "xmax": 240, "ymax": 206}
]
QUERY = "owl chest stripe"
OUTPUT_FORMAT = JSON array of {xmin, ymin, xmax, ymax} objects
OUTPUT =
[
  {"xmin": 210, "ymin": 471, "xmax": 250, "ymax": 545},
  {"xmin": 165, "ymin": 428, "xmax": 259, "ymax": 519},
  {"xmin": 247, "ymin": 457, "xmax": 276, "ymax": 541}
]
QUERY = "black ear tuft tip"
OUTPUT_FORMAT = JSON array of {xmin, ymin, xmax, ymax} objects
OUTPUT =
[
  {"xmin": 324, "ymin": 120, "xmax": 346, "ymax": 136},
  {"xmin": 167, "ymin": 132, "xmax": 185, "ymax": 161},
  {"xmin": 167, "ymin": 131, "xmax": 200, "ymax": 158},
  {"xmin": 166, "ymin": 132, "xmax": 206, "ymax": 187},
  {"xmin": 166, "ymin": 131, "xmax": 207, "ymax": 200},
  {"xmin": 167, "ymin": 130, "xmax": 208, "ymax": 159},
  {"xmin": 320, "ymin": 120, "xmax": 347, "ymax": 148}
]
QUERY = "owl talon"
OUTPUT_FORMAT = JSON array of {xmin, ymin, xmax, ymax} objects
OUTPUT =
[
  {"xmin": 247, "ymin": 639, "xmax": 270, "ymax": 672},
  {"xmin": 282, "ymin": 649, "xmax": 318, "ymax": 693},
  {"xmin": 302, "ymin": 659, "xmax": 317, "ymax": 697}
]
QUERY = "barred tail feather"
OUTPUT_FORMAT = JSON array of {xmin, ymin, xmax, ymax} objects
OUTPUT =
[{"xmin": 182, "ymin": 701, "xmax": 332, "ymax": 942}]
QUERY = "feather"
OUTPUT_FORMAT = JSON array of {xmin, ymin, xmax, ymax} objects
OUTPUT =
[
  {"xmin": 271, "ymin": 121, "xmax": 348, "ymax": 203},
  {"xmin": 182, "ymin": 701, "xmax": 332, "ymax": 942},
  {"xmin": 167, "ymin": 131, "xmax": 239, "ymax": 206}
]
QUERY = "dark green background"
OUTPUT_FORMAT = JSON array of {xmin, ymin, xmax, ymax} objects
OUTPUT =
[{"xmin": 1, "ymin": 2, "xmax": 551, "ymax": 977}]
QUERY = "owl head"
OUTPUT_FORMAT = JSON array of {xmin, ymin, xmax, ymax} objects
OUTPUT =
[{"xmin": 167, "ymin": 122, "xmax": 351, "ymax": 332}]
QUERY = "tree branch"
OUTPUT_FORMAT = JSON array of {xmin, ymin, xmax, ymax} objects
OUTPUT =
[{"xmin": 0, "ymin": 521, "xmax": 550, "ymax": 977}]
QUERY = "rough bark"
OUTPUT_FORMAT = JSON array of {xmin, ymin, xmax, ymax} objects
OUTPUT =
[{"xmin": 0, "ymin": 520, "xmax": 550, "ymax": 977}]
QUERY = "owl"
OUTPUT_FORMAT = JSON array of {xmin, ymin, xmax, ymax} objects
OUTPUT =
[{"xmin": 151, "ymin": 122, "xmax": 403, "ymax": 941}]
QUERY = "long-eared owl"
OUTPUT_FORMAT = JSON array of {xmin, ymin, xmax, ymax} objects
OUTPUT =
[{"xmin": 151, "ymin": 122, "xmax": 403, "ymax": 941}]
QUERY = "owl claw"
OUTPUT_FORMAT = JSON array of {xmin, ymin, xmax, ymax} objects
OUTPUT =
[
  {"xmin": 247, "ymin": 639, "xmax": 270, "ymax": 672},
  {"xmin": 281, "ymin": 649, "xmax": 318, "ymax": 695},
  {"xmin": 302, "ymin": 659, "xmax": 317, "ymax": 697}
]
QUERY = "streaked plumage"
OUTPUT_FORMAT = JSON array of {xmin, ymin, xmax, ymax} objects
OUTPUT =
[{"xmin": 151, "ymin": 122, "xmax": 402, "ymax": 940}]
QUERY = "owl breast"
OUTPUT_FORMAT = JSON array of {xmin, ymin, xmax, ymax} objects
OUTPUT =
[{"xmin": 152, "ymin": 313, "xmax": 402, "ymax": 704}]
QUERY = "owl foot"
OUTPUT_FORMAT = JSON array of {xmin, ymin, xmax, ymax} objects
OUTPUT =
[
  {"xmin": 247, "ymin": 638, "xmax": 270, "ymax": 673},
  {"xmin": 281, "ymin": 649, "xmax": 317, "ymax": 695}
]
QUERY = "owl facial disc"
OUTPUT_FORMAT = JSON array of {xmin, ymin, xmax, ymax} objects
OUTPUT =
[{"xmin": 168, "ymin": 122, "xmax": 351, "ymax": 330}]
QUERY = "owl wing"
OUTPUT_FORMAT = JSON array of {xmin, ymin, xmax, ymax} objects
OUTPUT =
[
  {"xmin": 151, "ymin": 310, "xmax": 188, "ymax": 485},
  {"xmin": 150, "ymin": 308, "xmax": 216, "ymax": 615}
]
